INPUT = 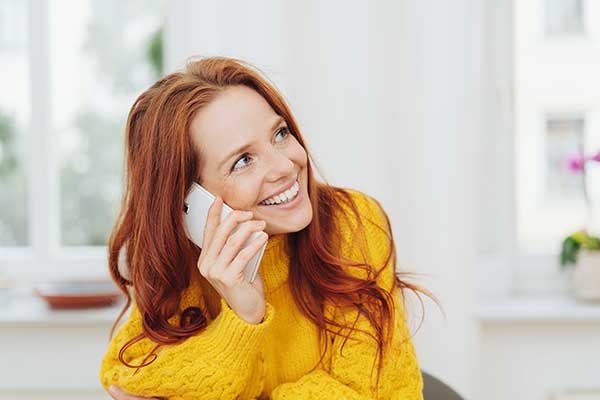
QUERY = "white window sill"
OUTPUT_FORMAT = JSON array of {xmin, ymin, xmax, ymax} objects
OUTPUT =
[
  {"xmin": 477, "ymin": 294, "xmax": 600, "ymax": 323},
  {"xmin": 0, "ymin": 289, "xmax": 126, "ymax": 326},
  {"xmin": 3, "ymin": 289, "xmax": 600, "ymax": 326}
]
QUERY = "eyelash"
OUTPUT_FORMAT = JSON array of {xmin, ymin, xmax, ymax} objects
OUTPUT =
[{"xmin": 230, "ymin": 127, "xmax": 290, "ymax": 172}]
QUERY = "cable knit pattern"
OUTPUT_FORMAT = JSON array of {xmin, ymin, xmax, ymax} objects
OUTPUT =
[{"xmin": 99, "ymin": 189, "xmax": 423, "ymax": 399}]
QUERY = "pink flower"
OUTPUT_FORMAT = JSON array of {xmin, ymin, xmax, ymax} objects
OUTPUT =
[
  {"xmin": 565, "ymin": 155, "xmax": 585, "ymax": 172},
  {"xmin": 590, "ymin": 151, "xmax": 600, "ymax": 163}
]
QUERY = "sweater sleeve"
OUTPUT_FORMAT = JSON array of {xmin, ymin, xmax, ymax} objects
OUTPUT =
[
  {"xmin": 271, "ymin": 189, "xmax": 423, "ymax": 399},
  {"xmin": 99, "ymin": 288, "xmax": 274, "ymax": 400}
]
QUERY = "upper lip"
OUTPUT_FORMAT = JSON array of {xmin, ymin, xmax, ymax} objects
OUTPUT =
[{"xmin": 260, "ymin": 176, "xmax": 298, "ymax": 203}]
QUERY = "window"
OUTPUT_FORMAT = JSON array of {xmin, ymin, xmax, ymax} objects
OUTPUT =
[
  {"xmin": 545, "ymin": 0, "xmax": 584, "ymax": 35},
  {"xmin": 545, "ymin": 116, "xmax": 584, "ymax": 199},
  {"xmin": 495, "ymin": 0, "xmax": 600, "ymax": 294},
  {"xmin": 0, "ymin": 0, "xmax": 165, "ymax": 279},
  {"xmin": 50, "ymin": 0, "xmax": 165, "ymax": 246},
  {"xmin": 517, "ymin": 114, "xmax": 588, "ymax": 251},
  {"xmin": 0, "ymin": 0, "xmax": 27, "ymax": 48},
  {"xmin": 515, "ymin": 0, "xmax": 598, "ymax": 254},
  {"xmin": 0, "ymin": 0, "xmax": 29, "ymax": 246}
]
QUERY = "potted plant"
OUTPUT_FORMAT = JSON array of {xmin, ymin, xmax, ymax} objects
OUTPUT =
[{"xmin": 559, "ymin": 151, "xmax": 600, "ymax": 302}]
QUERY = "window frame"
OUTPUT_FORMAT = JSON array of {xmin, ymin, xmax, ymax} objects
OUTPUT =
[
  {"xmin": 0, "ymin": 0, "xmax": 109, "ymax": 281},
  {"xmin": 480, "ymin": 0, "xmax": 577, "ymax": 297}
]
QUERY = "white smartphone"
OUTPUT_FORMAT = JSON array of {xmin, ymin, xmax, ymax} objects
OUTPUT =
[{"xmin": 183, "ymin": 182, "xmax": 266, "ymax": 283}]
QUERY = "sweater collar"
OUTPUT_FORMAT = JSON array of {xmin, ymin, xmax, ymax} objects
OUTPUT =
[{"xmin": 259, "ymin": 233, "xmax": 290, "ymax": 294}]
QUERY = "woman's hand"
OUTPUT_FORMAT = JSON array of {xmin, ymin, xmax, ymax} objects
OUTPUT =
[
  {"xmin": 197, "ymin": 196, "xmax": 268, "ymax": 324},
  {"xmin": 109, "ymin": 385, "xmax": 159, "ymax": 400}
]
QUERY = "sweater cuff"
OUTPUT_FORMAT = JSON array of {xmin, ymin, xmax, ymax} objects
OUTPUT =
[{"xmin": 202, "ymin": 298, "xmax": 274, "ymax": 360}]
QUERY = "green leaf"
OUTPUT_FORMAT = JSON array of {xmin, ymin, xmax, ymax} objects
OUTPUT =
[
  {"xmin": 560, "ymin": 237, "xmax": 580, "ymax": 269},
  {"xmin": 147, "ymin": 27, "xmax": 163, "ymax": 78}
]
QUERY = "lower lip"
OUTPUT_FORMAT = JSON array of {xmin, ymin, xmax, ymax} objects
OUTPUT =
[{"xmin": 258, "ymin": 184, "xmax": 303, "ymax": 210}]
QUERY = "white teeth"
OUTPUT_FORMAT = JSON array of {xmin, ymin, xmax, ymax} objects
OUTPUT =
[{"xmin": 260, "ymin": 180, "xmax": 299, "ymax": 205}]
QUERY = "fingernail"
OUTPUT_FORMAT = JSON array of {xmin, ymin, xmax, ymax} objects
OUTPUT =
[{"xmin": 108, "ymin": 385, "xmax": 116, "ymax": 394}]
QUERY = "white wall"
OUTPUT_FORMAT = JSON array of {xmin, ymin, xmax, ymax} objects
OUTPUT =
[
  {"xmin": 376, "ymin": 1, "xmax": 482, "ymax": 397},
  {"xmin": 0, "ymin": 311, "xmax": 114, "ymax": 399},
  {"xmin": 479, "ymin": 320, "xmax": 600, "ymax": 400}
]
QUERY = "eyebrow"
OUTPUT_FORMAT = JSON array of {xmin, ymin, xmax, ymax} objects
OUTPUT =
[{"xmin": 218, "ymin": 116, "xmax": 286, "ymax": 170}]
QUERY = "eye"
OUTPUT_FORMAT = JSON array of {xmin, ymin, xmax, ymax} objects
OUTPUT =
[
  {"xmin": 230, "ymin": 127, "xmax": 290, "ymax": 172},
  {"xmin": 231, "ymin": 153, "xmax": 252, "ymax": 172},
  {"xmin": 275, "ymin": 126, "xmax": 289, "ymax": 141}
]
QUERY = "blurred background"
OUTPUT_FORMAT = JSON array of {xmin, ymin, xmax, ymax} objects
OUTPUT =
[{"xmin": 1, "ymin": 0, "xmax": 600, "ymax": 399}]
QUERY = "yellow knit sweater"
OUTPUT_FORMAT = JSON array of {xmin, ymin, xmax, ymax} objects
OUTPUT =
[{"xmin": 99, "ymin": 189, "xmax": 423, "ymax": 399}]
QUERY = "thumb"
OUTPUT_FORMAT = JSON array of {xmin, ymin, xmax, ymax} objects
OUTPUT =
[{"xmin": 109, "ymin": 385, "xmax": 159, "ymax": 400}]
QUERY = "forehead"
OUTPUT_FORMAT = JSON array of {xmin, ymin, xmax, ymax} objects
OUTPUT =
[{"xmin": 189, "ymin": 85, "xmax": 276, "ymax": 159}]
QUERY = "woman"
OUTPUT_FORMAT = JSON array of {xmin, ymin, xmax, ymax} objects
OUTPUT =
[{"xmin": 100, "ymin": 56, "xmax": 430, "ymax": 399}]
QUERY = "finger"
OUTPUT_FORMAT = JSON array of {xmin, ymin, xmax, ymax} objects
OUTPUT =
[
  {"xmin": 198, "ymin": 196, "xmax": 224, "ymax": 277},
  {"xmin": 218, "ymin": 219, "xmax": 267, "ymax": 264},
  {"xmin": 202, "ymin": 195, "xmax": 223, "ymax": 249},
  {"xmin": 205, "ymin": 210, "xmax": 253, "ymax": 264},
  {"xmin": 222, "ymin": 232, "xmax": 268, "ymax": 284},
  {"xmin": 208, "ymin": 219, "xmax": 265, "ymax": 281},
  {"xmin": 109, "ymin": 385, "xmax": 158, "ymax": 400}
]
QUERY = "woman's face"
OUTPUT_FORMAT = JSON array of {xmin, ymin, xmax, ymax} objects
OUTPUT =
[{"xmin": 189, "ymin": 85, "xmax": 313, "ymax": 236}]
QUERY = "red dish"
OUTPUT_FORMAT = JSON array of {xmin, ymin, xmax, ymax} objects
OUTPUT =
[{"xmin": 34, "ymin": 280, "xmax": 122, "ymax": 310}]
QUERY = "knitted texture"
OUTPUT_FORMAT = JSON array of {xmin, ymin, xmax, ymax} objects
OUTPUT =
[{"xmin": 99, "ymin": 189, "xmax": 423, "ymax": 399}]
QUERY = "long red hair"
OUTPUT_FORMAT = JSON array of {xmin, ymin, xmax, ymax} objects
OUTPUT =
[{"xmin": 107, "ymin": 56, "xmax": 435, "ymax": 389}]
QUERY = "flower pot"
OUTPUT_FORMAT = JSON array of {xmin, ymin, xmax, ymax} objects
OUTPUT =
[{"xmin": 573, "ymin": 249, "xmax": 600, "ymax": 302}]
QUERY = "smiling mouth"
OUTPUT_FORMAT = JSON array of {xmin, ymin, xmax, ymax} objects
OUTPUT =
[{"xmin": 258, "ymin": 175, "xmax": 300, "ymax": 206}]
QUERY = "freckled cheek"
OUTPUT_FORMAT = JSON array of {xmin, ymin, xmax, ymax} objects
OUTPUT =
[
  {"xmin": 240, "ymin": 181, "xmax": 263, "ymax": 209},
  {"xmin": 222, "ymin": 182, "xmax": 259, "ymax": 210},
  {"xmin": 291, "ymin": 144, "xmax": 308, "ymax": 167}
]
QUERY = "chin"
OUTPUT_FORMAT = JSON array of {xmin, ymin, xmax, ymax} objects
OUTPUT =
[{"xmin": 265, "ymin": 209, "xmax": 313, "ymax": 236}]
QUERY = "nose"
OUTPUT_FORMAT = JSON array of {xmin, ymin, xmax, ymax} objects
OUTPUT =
[{"xmin": 263, "ymin": 149, "xmax": 295, "ymax": 182}]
